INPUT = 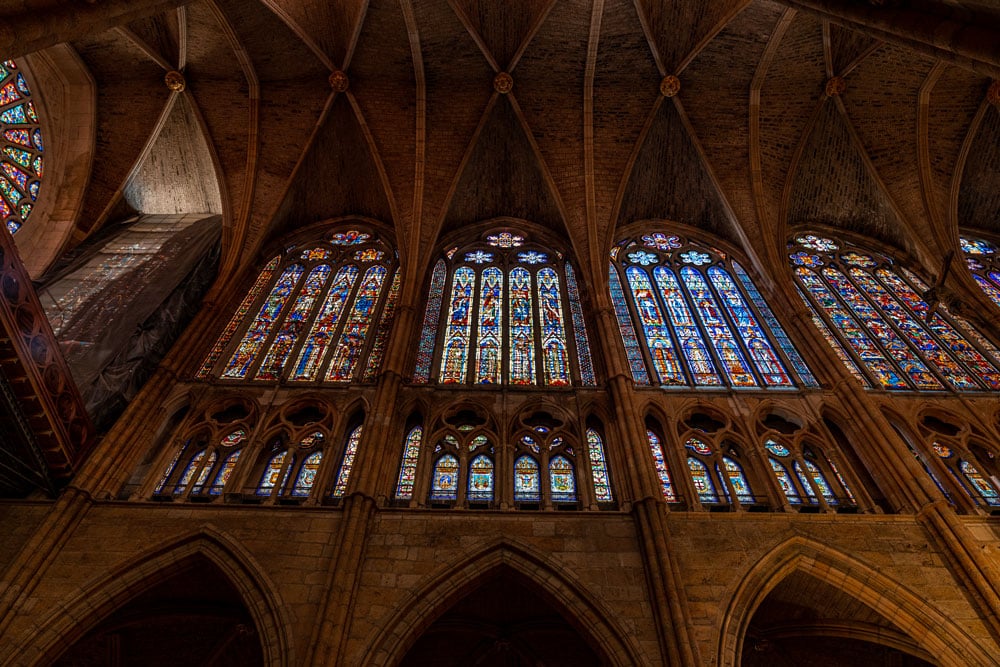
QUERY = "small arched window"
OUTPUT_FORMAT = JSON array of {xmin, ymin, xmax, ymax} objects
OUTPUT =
[
  {"xmin": 254, "ymin": 430, "xmax": 326, "ymax": 500},
  {"xmin": 959, "ymin": 234, "xmax": 1000, "ymax": 309},
  {"xmin": 929, "ymin": 441, "xmax": 1000, "ymax": 509},
  {"xmin": 684, "ymin": 436, "xmax": 756, "ymax": 508},
  {"xmin": 394, "ymin": 425, "xmax": 424, "ymax": 501},
  {"xmin": 585, "ymin": 428, "xmax": 614, "ymax": 503},
  {"xmin": 331, "ymin": 425, "xmax": 363, "ymax": 498},
  {"xmin": 468, "ymin": 454, "xmax": 495, "ymax": 502},
  {"xmin": 431, "ymin": 454, "xmax": 460, "ymax": 501},
  {"xmin": 514, "ymin": 456, "xmax": 541, "ymax": 502},
  {"xmin": 0, "ymin": 59, "xmax": 44, "ymax": 235},
  {"xmin": 646, "ymin": 428, "xmax": 677, "ymax": 502},
  {"xmin": 198, "ymin": 228, "xmax": 399, "ymax": 384},
  {"xmin": 791, "ymin": 232, "xmax": 1000, "ymax": 391},
  {"xmin": 765, "ymin": 439, "xmax": 853, "ymax": 510},
  {"xmin": 611, "ymin": 232, "xmax": 817, "ymax": 388},
  {"xmin": 156, "ymin": 428, "xmax": 247, "ymax": 499},
  {"xmin": 413, "ymin": 230, "xmax": 595, "ymax": 387}
]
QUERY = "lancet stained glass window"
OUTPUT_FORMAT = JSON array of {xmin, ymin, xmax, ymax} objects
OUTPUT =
[
  {"xmin": 0, "ymin": 60, "xmax": 43, "ymax": 235},
  {"xmin": 959, "ymin": 234, "xmax": 1000, "ymax": 310},
  {"xmin": 332, "ymin": 425, "xmax": 363, "ymax": 498},
  {"xmin": 395, "ymin": 426, "xmax": 423, "ymax": 500},
  {"xmin": 586, "ymin": 428, "xmax": 614, "ymax": 503},
  {"xmin": 646, "ymin": 429, "xmax": 677, "ymax": 502},
  {"xmin": 416, "ymin": 230, "xmax": 595, "ymax": 386},
  {"xmin": 204, "ymin": 229, "xmax": 397, "ymax": 384},
  {"xmin": 790, "ymin": 232, "xmax": 1000, "ymax": 391},
  {"xmin": 612, "ymin": 233, "xmax": 815, "ymax": 388}
]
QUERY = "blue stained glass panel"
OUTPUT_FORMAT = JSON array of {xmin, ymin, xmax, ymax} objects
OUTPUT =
[
  {"xmin": 793, "ymin": 461, "xmax": 820, "ymax": 504},
  {"xmin": 653, "ymin": 267, "xmax": 720, "ymax": 386},
  {"xmin": 289, "ymin": 265, "xmax": 358, "ymax": 380},
  {"xmin": 257, "ymin": 452, "xmax": 287, "ymax": 496},
  {"xmin": 514, "ymin": 456, "xmax": 541, "ymax": 502},
  {"xmin": 960, "ymin": 460, "xmax": 1000, "ymax": 506},
  {"xmin": 395, "ymin": 426, "xmax": 423, "ymax": 500},
  {"xmin": 537, "ymin": 268, "xmax": 571, "ymax": 386},
  {"xmin": 801, "ymin": 459, "xmax": 837, "ymax": 505},
  {"xmin": 646, "ymin": 430, "xmax": 677, "ymax": 502},
  {"xmin": 550, "ymin": 455, "xmax": 576, "ymax": 502},
  {"xmin": 586, "ymin": 429, "xmax": 613, "ymax": 502},
  {"xmin": 770, "ymin": 458, "xmax": 801, "ymax": 504},
  {"xmin": 973, "ymin": 274, "xmax": 1000, "ymax": 309},
  {"xmin": 326, "ymin": 266, "xmax": 387, "ymax": 382},
  {"xmin": 609, "ymin": 265, "xmax": 649, "ymax": 384},
  {"xmin": 722, "ymin": 457, "xmax": 754, "ymax": 504},
  {"xmin": 626, "ymin": 266, "xmax": 684, "ymax": 385},
  {"xmin": 565, "ymin": 264, "xmax": 596, "ymax": 385},
  {"xmin": 687, "ymin": 457, "xmax": 718, "ymax": 504},
  {"xmin": 441, "ymin": 266, "xmax": 475, "ymax": 383},
  {"xmin": 476, "ymin": 267, "xmax": 504, "ymax": 384},
  {"xmin": 291, "ymin": 451, "xmax": 323, "ymax": 497},
  {"xmin": 256, "ymin": 264, "xmax": 331, "ymax": 380},
  {"xmin": 415, "ymin": 261, "xmax": 447, "ymax": 383},
  {"xmin": 209, "ymin": 450, "xmax": 241, "ymax": 496},
  {"xmin": 332, "ymin": 426, "xmax": 363, "ymax": 497},
  {"xmin": 430, "ymin": 454, "xmax": 459, "ymax": 500},
  {"xmin": 680, "ymin": 267, "xmax": 757, "ymax": 387},
  {"xmin": 190, "ymin": 451, "xmax": 217, "ymax": 495},
  {"xmin": 468, "ymin": 455, "xmax": 494, "ymax": 501}
]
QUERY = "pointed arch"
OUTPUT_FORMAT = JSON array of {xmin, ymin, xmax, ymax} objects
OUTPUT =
[
  {"xmin": 717, "ymin": 536, "xmax": 997, "ymax": 667},
  {"xmin": 362, "ymin": 540, "xmax": 645, "ymax": 667},
  {"xmin": 18, "ymin": 526, "xmax": 292, "ymax": 667}
]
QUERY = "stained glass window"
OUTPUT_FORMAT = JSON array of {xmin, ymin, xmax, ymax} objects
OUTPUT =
[
  {"xmin": 204, "ymin": 229, "xmax": 397, "ymax": 383},
  {"xmin": 766, "ymin": 438, "xmax": 852, "ymax": 508},
  {"xmin": 431, "ymin": 454, "xmax": 459, "ymax": 501},
  {"xmin": 0, "ymin": 60, "xmax": 42, "ymax": 235},
  {"xmin": 332, "ymin": 425, "xmax": 363, "ymax": 498},
  {"xmin": 790, "ymin": 232, "xmax": 1000, "ymax": 392},
  {"xmin": 420, "ymin": 231, "xmax": 594, "ymax": 386},
  {"xmin": 209, "ymin": 450, "xmax": 241, "ymax": 496},
  {"xmin": 646, "ymin": 429, "xmax": 677, "ymax": 502},
  {"xmin": 959, "ymin": 234, "xmax": 1000, "ymax": 311},
  {"xmin": 291, "ymin": 451, "xmax": 323, "ymax": 497},
  {"xmin": 155, "ymin": 445, "xmax": 185, "ymax": 494},
  {"xmin": 959, "ymin": 460, "xmax": 1000, "ymax": 507},
  {"xmin": 514, "ymin": 456, "xmax": 541, "ymax": 502},
  {"xmin": 769, "ymin": 458, "xmax": 801, "ymax": 504},
  {"xmin": 722, "ymin": 457, "xmax": 754, "ymax": 504},
  {"xmin": 257, "ymin": 451, "xmax": 288, "ymax": 497},
  {"xmin": 612, "ymin": 233, "xmax": 814, "ymax": 388},
  {"xmin": 797, "ymin": 460, "xmax": 837, "ymax": 505},
  {"xmin": 395, "ymin": 426, "xmax": 423, "ymax": 500},
  {"xmin": 586, "ymin": 429, "xmax": 614, "ymax": 503},
  {"xmin": 468, "ymin": 455, "xmax": 494, "ymax": 501},
  {"xmin": 687, "ymin": 457, "xmax": 719, "ymax": 504},
  {"xmin": 549, "ymin": 456, "xmax": 576, "ymax": 502},
  {"xmin": 174, "ymin": 450, "xmax": 206, "ymax": 495}
]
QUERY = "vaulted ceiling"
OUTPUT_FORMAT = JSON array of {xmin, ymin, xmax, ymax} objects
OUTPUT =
[{"xmin": 31, "ymin": 0, "xmax": 1000, "ymax": 300}]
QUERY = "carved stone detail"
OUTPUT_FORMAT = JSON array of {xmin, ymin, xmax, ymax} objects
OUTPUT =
[
  {"xmin": 164, "ymin": 70, "xmax": 186, "ymax": 92},
  {"xmin": 329, "ymin": 70, "xmax": 350, "ymax": 93},
  {"xmin": 660, "ymin": 75, "xmax": 680, "ymax": 98},
  {"xmin": 825, "ymin": 76, "xmax": 846, "ymax": 97},
  {"xmin": 493, "ymin": 72, "xmax": 513, "ymax": 94}
]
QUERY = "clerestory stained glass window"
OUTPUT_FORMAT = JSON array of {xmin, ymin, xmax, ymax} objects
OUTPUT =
[
  {"xmin": 586, "ymin": 428, "xmax": 614, "ymax": 503},
  {"xmin": 414, "ymin": 230, "xmax": 595, "ymax": 386},
  {"xmin": 765, "ymin": 439, "xmax": 852, "ymax": 508},
  {"xmin": 959, "ymin": 234, "xmax": 1000, "ymax": 310},
  {"xmin": 0, "ymin": 60, "xmax": 43, "ymax": 235},
  {"xmin": 611, "ymin": 232, "xmax": 816, "ymax": 389},
  {"xmin": 790, "ymin": 232, "xmax": 1000, "ymax": 391},
  {"xmin": 201, "ymin": 229, "xmax": 397, "ymax": 383},
  {"xmin": 646, "ymin": 429, "xmax": 677, "ymax": 502},
  {"xmin": 395, "ymin": 426, "xmax": 423, "ymax": 501}
]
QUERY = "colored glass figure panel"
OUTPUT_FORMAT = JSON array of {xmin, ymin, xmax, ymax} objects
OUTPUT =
[
  {"xmin": 508, "ymin": 267, "xmax": 537, "ymax": 385},
  {"xmin": 653, "ymin": 267, "xmax": 720, "ymax": 386},
  {"xmin": 199, "ymin": 257, "xmax": 281, "ymax": 377},
  {"xmin": 0, "ymin": 59, "xmax": 42, "ymax": 234},
  {"xmin": 708, "ymin": 266, "xmax": 792, "ymax": 386},
  {"xmin": 476, "ymin": 267, "xmax": 504, "ymax": 384},
  {"xmin": 256, "ymin": 264, "xmax": 331, "ymax": 380},
  {"xmin": 441, "ymin": 266, "xmax": 475, "ymax": 383},
  {"xmin": 257, "ymin": 452, "xmax": 287, "ymax": 496},
  {"xmin": 395, "ymin": 427, "xmax": 423, "ymax": 500},
  {"xmin": 549, "ymin": 456, "xmax": 576, "ymax": 502},
  {"xmin": 848, "ymin": 267, "xmax": 979, "ymax": 390},
  {"xmin": 685, "ymin": 437, "xmax": 712, "ymax": 455},
  {"xmin": 537, "ymin": 268, "xmax": 571, "ymax": 386},
  {"xmin": 688, "ymin": 457, "xmax": 719, "ymax": 504},
  {"xmin": 829, "ymin": 460, "xmax": 855, "ymax": 502},
  {"xmin": 770, "ymin": 458, "xmax": 801, "ymax": 504},
  {"xmin": 973, "ymin": 274, "xmax": 1000, "ymax": 308},
  {"xmin": 363, "ymin": 270, "xmax": 400, "ymax": 381},
  {"xmin": 468, "ymin": 455, "xmax": 494, "ymax": 501},
  {"xmin": 722, "ymin": 457, "xmax": 754, "ymax": 504},
  {"xmin": 155, "ymin": 447, "xmax": 184, "ymax": 494},
  {"xmin": 626, "ymin": 266, "xmax": 684, "ymax": 384},
  {"xmin": 223, "ymin": 264, "xmax": 305, "ymax": 379},
  {"xmin": 486, "ymin": 232, "xmax": 524, "ymax": 248},
  {"xmin": 646, "ymin": 430, "xmax": 677, "ymax": 502},
  {"xmin": 960, "ymin": 237, "xmax": 997, "ymax": 255},
  {"xmin": 514, "ymin": 456, "xmax": 541, "ymax": 502},
  {"xmin": 802, "ymin": 460, "xmax": 837, "ymax": 505},
  {"xmin": 290, "ymin": 265, "xmax": 359, "ymax": 380},
  {"xmin": 960, "ymin": 460, "xmax": 1000, "ymax": 506},
  {"xmin": 565, "ymin": 264, "xmax": 596, "ymax": 385},
  {"xmin": 586, "ymin": 429, "xmax": 614, "ymax": 502},
  {"xmin": 681, "ymin": 267, "xmax": 757, "ymax": 387},
  {"xmin": 291, "ymin": 452, "xmax": 323, "ymax": 497},
  {"xmin": 209, "ymin": 450, "xmax": 241, "ymax": 496},
  {"xmin": 329, "ymin": 230, "xmax": 369, "ymax": 245},
  {"xmin": 793, "ymin": 461, "xmax": 819, "ymax": 503},
  {"xmin": 796, "ymin": 268, "xmax": 907, "ymax": 388},
  {"xmin": 796, "ymin": 288, "xmax": 870, "ymax": 386},
  {"xmin": 190, "ymin": 452, "xmax": 217, "ymax": 495},
  {"xmin": 875, "ymin": 269, "xmax": 1000, "ymax": 389},
  {"xmin": 733, "ymin": 263, "xmax": 817, "ymax": 387},
  {"xmin": 325, "ymin": 266, "xmax": 388, "ymax": 382},
  {"xmin": 430, "ymin": 454, "xmax": 459, "ymax": 501},
  {"xmin": 414, "ymin": 261, "xmax": 447, "ymax": 383},
  {"xmin": 174, "ymin": 450, "xmax": 206, "ymax": 495},
  {"xmin": 609, "ymin": 265, "xmax": 650, "ymax": 384},
  {"xmin": 332, "ymin": 426, "xmax": 363, "ymax": 497}
]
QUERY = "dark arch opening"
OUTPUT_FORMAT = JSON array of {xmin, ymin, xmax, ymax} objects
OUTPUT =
[
  {"xmin": 53, "ymin": 555, "xmax": 264, "ymax": 667},
  {"xmin": 398, "ymin": 566, "xmax": 607, "ymax": 667},
  {"xmin": 741, "ymin": 569, "xmax": 934, "ymax": 667}
]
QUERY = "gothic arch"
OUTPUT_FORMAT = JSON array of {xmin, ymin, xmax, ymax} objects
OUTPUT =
[
  {"xmin": 18, "ymin": 526, "xmax": 292, "ymax": 667},
  {"xmin": 717, "ymin": 536, "xmax": 997, "ymax": 667},
  {"xmin": 363, "ymin": 539, "xmax": 645, "ymax": 667}
]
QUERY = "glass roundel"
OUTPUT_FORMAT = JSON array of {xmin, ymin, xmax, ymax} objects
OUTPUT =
[
  {"xmin": 413, "ymin": 230, "xmax": 596, "ymax": 387},
  {"xmin": 959, "ymin": 234, "xmax": 1000, "ymax": 311},
  {"xmin": 610, "ymin": 232, "xmax": 817, "ymax": 388},
  {"xmin": 790, "ymin": 232, "xmax": 1000, "ymax": 392},
  {"xmin": 199, "ymin": 229, "xmax": 399, "ymax": 383},
  {"xmin": 0, "ymin": 60, "xmax": 43, "ymax": 235}
]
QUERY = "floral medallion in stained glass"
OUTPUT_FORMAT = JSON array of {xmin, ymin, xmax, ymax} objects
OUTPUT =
[{"xmin": 0, "ymin": 60, "xmax": 43, "ymax": 235}]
